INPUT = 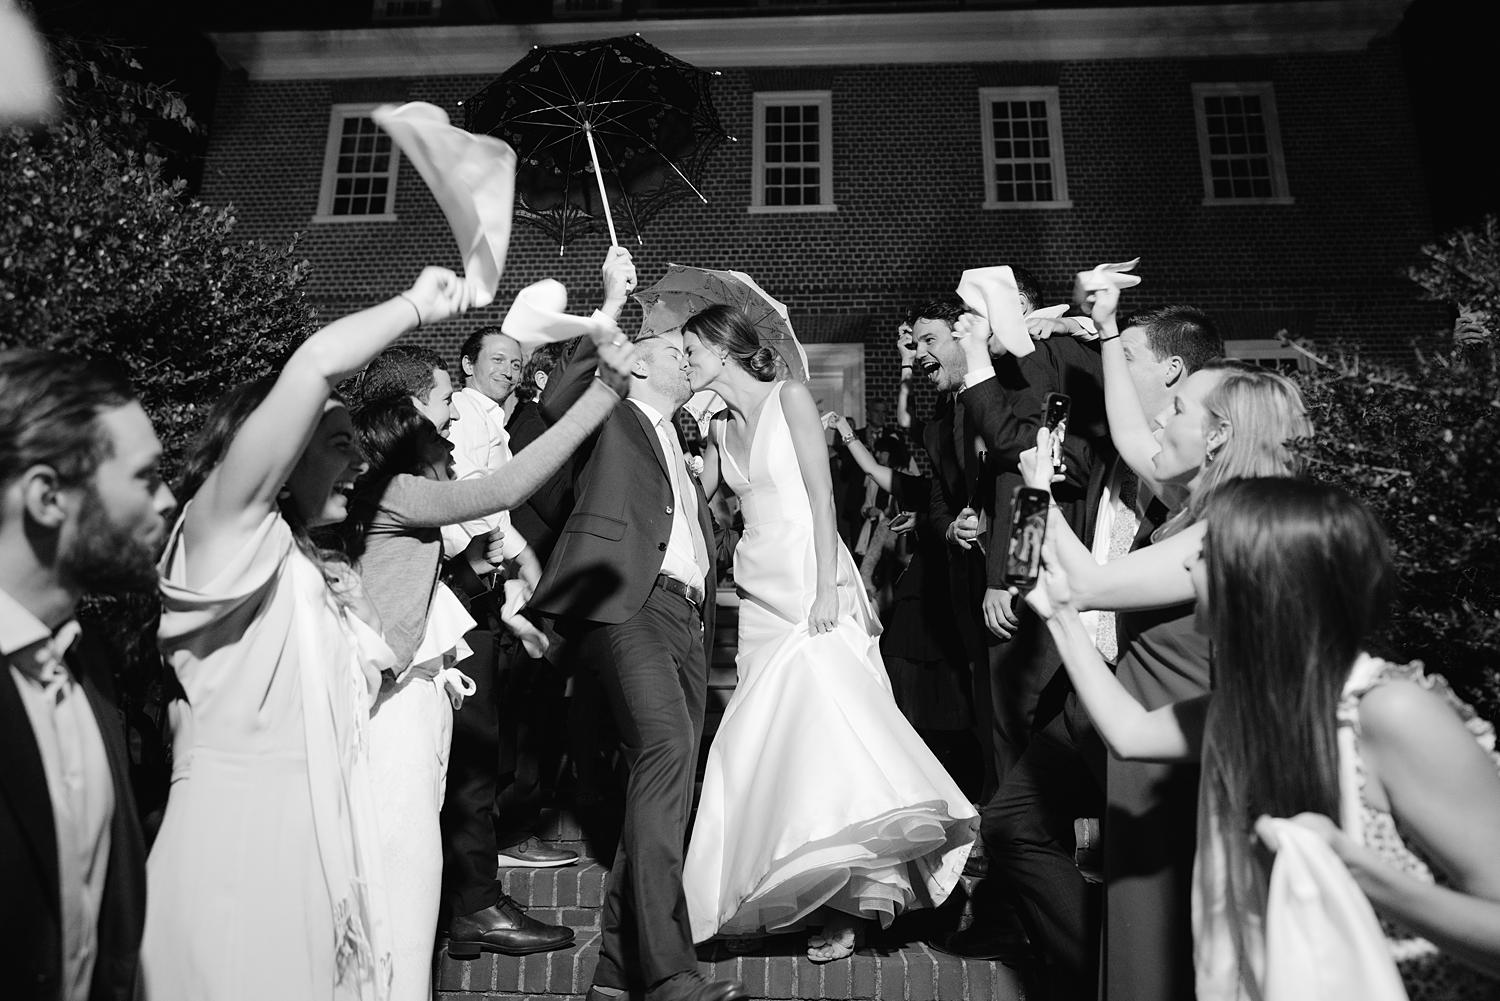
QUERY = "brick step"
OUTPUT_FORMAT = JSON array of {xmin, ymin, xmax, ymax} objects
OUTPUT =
[{"xmin": 436, "ymin": 929, "xmax": 1029, "ymax": 1001}]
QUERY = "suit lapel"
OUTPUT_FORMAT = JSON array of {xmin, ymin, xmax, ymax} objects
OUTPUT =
[
  {"xmin": 624, "ymin": 400, "xmax": 673, "ymax": 483},
  {"xmin": 0, "ymin": 659, "xmax": 61, "ymax": 915},
  {"xmin": 939, "ymin": 398, "xmax": 967, "ymax": 503}
]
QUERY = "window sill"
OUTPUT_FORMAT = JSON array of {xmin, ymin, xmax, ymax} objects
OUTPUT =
[
  {"xmin": 309, "ymin": 212, "xmax": 399, "ymax": 224},
  {"xmin": 1200, "ymin": 196, "xmax": 1295, "ymax": 207},
  {"xmin": 747, "ymin": 204, "xmax": 838, "ymax": 215},
  {"xmin": 982, "ymin": 199, "xmax": 1073, "ymax": 210}
]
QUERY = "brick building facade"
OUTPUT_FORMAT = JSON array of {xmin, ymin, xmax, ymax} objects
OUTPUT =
[{"xmin": 204, "ymin": 1, "xmax": 1436, "ymax": 423}]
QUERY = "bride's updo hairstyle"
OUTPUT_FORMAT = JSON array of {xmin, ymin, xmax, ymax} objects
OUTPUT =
[{"xmin": 683, "ymin": 303, "xmax": 781, "ymax": 382}]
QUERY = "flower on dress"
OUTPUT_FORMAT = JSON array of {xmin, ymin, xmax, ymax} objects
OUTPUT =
[{"xmin": 685, "ymin": 454, "xmax": 705, "ymax": 479}]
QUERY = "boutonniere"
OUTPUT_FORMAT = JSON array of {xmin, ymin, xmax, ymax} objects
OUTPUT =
[{"xmin": 685, "ymin": 454, "xmax": 705, "ymax": 479}]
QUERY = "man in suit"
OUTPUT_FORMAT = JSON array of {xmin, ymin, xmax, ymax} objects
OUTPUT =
[
  {"xmin": 529, "ymin": 290, "xmax": 747, "ymax": 1001},
  {"xmin": 0, "ymin": 348, "xmax": 176, "ymax": 1001},
  {"xmin": 952, "ymin": 268, "xmax": 1109, "ymax": 786}
]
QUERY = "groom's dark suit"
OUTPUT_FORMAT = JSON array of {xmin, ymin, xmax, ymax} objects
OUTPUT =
[
  {"xmin": 529, "ymin": 337, "xmax": 717, "ymax": 1001},
  {"xmin": 0, "ymin": 627, "xmax": 146, "ymax": 1001}
]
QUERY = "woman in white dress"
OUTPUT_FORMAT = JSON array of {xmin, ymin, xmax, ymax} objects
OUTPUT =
[
  {"xmin": 142, "ymin": 269, "xmax": 472, "ymax": 1001},
  {"xmin": 346, "ymin": 394, "xmax": 627, "ymax": 999},
  {"xmin": 679, "ymin": 304, "xmax": 977, "ymax": 962}
]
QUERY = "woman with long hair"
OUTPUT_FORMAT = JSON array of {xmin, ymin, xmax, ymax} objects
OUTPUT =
[
  {"xmin": 678, "ymin": 303, "xmax": 978, "ymax": 963},
  {"xmin": 1029, "ymin": 477, "xmax": 1500, "ymax": 999},
  {"xmin": 1010, "ymin": 315, "xmax": 1312, "ymax": 999},
  {"xmin": 140, "ymin": 269, "xmax": 630, "ymax": 1001},
  {"xmin": 346, "ymin": 387, "xmax": 626, "ymax": 999}
]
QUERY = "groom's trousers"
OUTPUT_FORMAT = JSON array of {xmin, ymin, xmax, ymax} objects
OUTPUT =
[{"xmin": 579, "ymin": 587, "xmax": 707, "ymax": 999}]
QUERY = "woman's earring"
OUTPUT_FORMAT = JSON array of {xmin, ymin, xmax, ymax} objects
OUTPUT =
[{"xmin": 277, "ymin": 485, "xmax": 293, "ymax": 502}]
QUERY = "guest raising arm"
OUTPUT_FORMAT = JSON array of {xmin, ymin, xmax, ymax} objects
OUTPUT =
[
  {"xmin": 1028, "ymin": 477, "xmax": 1500, "ymax": 998},
  {"xmin": 181, "ymin": 268, "xmax": 466, "ymax": 589}
]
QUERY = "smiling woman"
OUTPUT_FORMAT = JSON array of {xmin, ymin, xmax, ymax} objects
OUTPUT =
[{"xmin": 140, "ymin": 268, "xmax": 472, "ymax": 1001}]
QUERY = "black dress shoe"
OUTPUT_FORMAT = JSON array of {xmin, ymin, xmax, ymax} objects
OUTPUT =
[
  {"xmin": 929, "ymin": 923, "xmax": 1034, "ymax": 964},
  {"xmin": 683, "ymin": 979, "xmax": 749, "ymax": 1001},
  {"xmin": 446, "ymin": 895, "xmax": 575, "ymax": 958}
]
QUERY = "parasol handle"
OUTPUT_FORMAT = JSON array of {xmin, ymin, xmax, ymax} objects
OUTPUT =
[{"xmin": 582, "ymin": 121, "xmax": 619, "ymax": 247}]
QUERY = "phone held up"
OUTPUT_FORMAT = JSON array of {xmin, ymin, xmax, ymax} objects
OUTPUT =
[
  {"xmin": 1044, "ymin": 392, "xmax": 1070, "ymax": 471},
  {"xmin": 1002, "ymin": 486, "xmax": 1050, "ymax": 591}
]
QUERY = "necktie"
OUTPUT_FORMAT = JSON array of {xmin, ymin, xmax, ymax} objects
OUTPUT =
[
  {"xmin": 951, "ymin": 394, "xmax": 967, "ymax": 473},
  {"xmin": 1096, "ymin": 467, "xmax": 1140, "ymax": 664},
  {"xmin": 665, "ymin": 419, "xmax": 712, "ymax": 583}
]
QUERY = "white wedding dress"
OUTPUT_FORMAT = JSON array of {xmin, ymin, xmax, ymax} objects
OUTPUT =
[{"xmin": 683, "ymin": 384, "xmax": 977, "ymax": 943}]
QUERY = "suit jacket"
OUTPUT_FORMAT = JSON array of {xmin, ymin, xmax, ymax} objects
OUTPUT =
[
  {"xmin": 504, "ymin": 398, "xmax": 572, "ymax": 564},
  {"xmin": 0, "ymin": 629, "xmax": 146, "ymax": 1001},
  {"xmin": 920, "ymin": 394, "xmax": 991, "ymax": 664},
  {"xmin": 527, "ymin": 338, "xmax": 718, "ymax": 644},
  {"xmin": 961, "ymin": 337, "xmax": 1108, "ymax": 587}
]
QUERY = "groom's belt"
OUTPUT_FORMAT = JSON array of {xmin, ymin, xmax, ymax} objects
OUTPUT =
[{"xmin": 654, "ymin": 573, "xmax": 705, "ymax": 614}]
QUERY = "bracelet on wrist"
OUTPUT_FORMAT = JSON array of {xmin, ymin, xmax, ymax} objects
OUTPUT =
[
  {"xmin": 397, "ymin": 292, "xmax": 423, "ymax": 329},
  {"xmin": 1097, "ymin": 333, "xmax": 1120, "ymax": 343},
  {"xmin": 841, "ymin": 432, "xmax": 856, "ymax": 444}
]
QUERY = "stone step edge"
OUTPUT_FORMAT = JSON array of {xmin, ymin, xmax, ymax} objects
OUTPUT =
[{"xmin": 435, "ymin": 930, "xmax": 1029, "ymax": 1001}]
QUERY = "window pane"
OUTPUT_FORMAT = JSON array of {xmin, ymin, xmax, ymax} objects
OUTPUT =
[{"xmin": 986, "ymin": 91, "xmax": 1062, "ymax": 204}]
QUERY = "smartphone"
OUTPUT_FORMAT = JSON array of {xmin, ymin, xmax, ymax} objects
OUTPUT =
[
  {"xmin": 1002, "ymin": 486, "xmax": 1050, "ymax": 591},
  {"xmin": 1044, "ymin": 392, "xmax": 1070, "ymax": 470}
]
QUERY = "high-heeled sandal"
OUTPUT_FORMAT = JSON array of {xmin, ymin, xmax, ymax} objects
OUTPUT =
[{"xmin": 807, "ymin": 917, "xmax": 864, "ymax": 963}]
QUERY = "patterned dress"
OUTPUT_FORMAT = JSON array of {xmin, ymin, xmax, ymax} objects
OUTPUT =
[{"xmin": 1340, "ymin": 657, "xmax": 1500, "ymax": 1001}]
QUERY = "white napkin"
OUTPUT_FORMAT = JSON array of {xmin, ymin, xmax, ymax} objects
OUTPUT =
[
  {"xmin": 1071, "ymin": 258, "xmax": 1143, "ymax": 308},
  {"xmin": 684, "ymin": 390, "xmax": 724, "ymax": 436},
  {"xmin": 0, "ymin": 0, "xmax": 53, "ymax": 124},
  {"xmin": 501, "ymin": 279, "xmax": 614, "ymax": 348},
  {"xmin": 370, "ymin": 102, "xmax": 516, "ymax": 308},
  {"xmin": 956, "ymin": 266, "xmax": 1035, "ymax": 358}
]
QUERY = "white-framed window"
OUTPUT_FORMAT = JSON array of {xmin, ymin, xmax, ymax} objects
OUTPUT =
[
  {"xmin": 1224, "ymin": 339, "xmax": 1310, "ymax": 373},
  {"xmin": 979, "ymin": 86, "xmax": 1071, "ymax": 210},
  {"xmin": 372, "ymin": 0, "xmax": 440, "ymax": 21},
  {"xmin": 1192, "ymin": 82, "xmax": 1292, "ymax": 205},
  {"xmin": 314, "ymin": 105, "xmax": 400, "ymax": 223},
  {"xmin": 750, "ymin": 91, "xmax": 835, "ymax": 213}
]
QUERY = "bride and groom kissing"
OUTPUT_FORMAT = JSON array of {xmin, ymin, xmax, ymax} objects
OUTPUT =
[{"xmin": 531, "ymin": 250, "xmax": 976, "ymax": 1001}]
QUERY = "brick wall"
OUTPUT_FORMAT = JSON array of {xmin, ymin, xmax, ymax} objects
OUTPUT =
[{"xmin": 201, "ymin": 37, "xmax": 1441, "ymax": 422}]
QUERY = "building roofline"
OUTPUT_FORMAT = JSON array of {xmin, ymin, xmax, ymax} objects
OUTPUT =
[{"xmin": 210, "ymin": 1, "xmax": 1409, "ymax": 80}]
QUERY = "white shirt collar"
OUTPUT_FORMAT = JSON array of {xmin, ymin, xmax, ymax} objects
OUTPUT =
[
  {"xmin": 628, "ymin": 397, "xmax": 668, "ymax": 428},
  {"xmin": 0, "ymin": 585, "xmax": 80, "ymax": 684},
  {"xmin": 458, "ymin": 384, "xmax": 503, "ymax": 415}
]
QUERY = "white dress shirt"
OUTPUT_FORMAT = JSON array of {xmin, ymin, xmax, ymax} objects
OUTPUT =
[
  {"xmin": 446, "ymin": 385, "xmax": 529, "ymax": 564},
  {"xmin": 629, "ymin": 398, "xmax": 708, "ymax": 592},
  {"xmin": 1, "ymin": 586, "xmax": 113, "ymax": 1001}
]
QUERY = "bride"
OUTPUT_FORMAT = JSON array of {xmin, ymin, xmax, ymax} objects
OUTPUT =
[{"xmin": 679, "ymin": 304, "xmax": 977, "ymax": 962}]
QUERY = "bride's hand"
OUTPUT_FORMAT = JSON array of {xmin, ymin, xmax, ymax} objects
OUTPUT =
[{"xmin": 808, "ymin": 586, "xmax": 838, "ymax": 635}]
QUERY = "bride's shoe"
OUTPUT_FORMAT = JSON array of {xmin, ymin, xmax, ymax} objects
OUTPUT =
[{"xmin": 807, "ymin": 914, "xmax": 863, "ymax": 963}]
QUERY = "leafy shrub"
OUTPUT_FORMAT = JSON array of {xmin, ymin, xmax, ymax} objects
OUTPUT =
[
  {"xmin": 1, "ymin": 38, "xmax": 315, "ymax": 476},
  {"xmin": 1292, "ymin": 336, "xmax": 1500, "ymax": 723},
  {"xmin": 1, "ymin": 37, "xmax": 317, "ymax": 816},
  {"xmin": 1406, "ymin": 214, "xmax": 1500, "ymax": 343}
]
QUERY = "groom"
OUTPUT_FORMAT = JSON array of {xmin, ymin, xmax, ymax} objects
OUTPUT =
[{"xmin": 529, "ymin": 252, "xmax": 745, "ymax": 1001}]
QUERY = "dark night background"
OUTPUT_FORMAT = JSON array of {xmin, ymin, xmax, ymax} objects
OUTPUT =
[{"xmin": 25, "ymin": 0, "xmax": 1496, "ymax": 234}]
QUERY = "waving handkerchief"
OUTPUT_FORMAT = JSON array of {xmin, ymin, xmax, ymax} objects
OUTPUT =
[
  {"xmin": 371, "ymin": 102, "xmax": 516, "ymax": 308},
  {"xmin": 0, "ymin": 0, "xmax": 53, "ymax": 124},
  {"xmin": 501, "ymin": 279, "xmax": 613, "ymax": 348},
  {"xmin": 1072, "ymin": 258, "xmax": 1143, "ymax": 308},
  {"xmin": 684, "ymin": 390, "xmax": 724, "ymax": 437},
  {"xmin": 956, "ymin": 266, "xmax": 1035, "ymax": 358}
]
